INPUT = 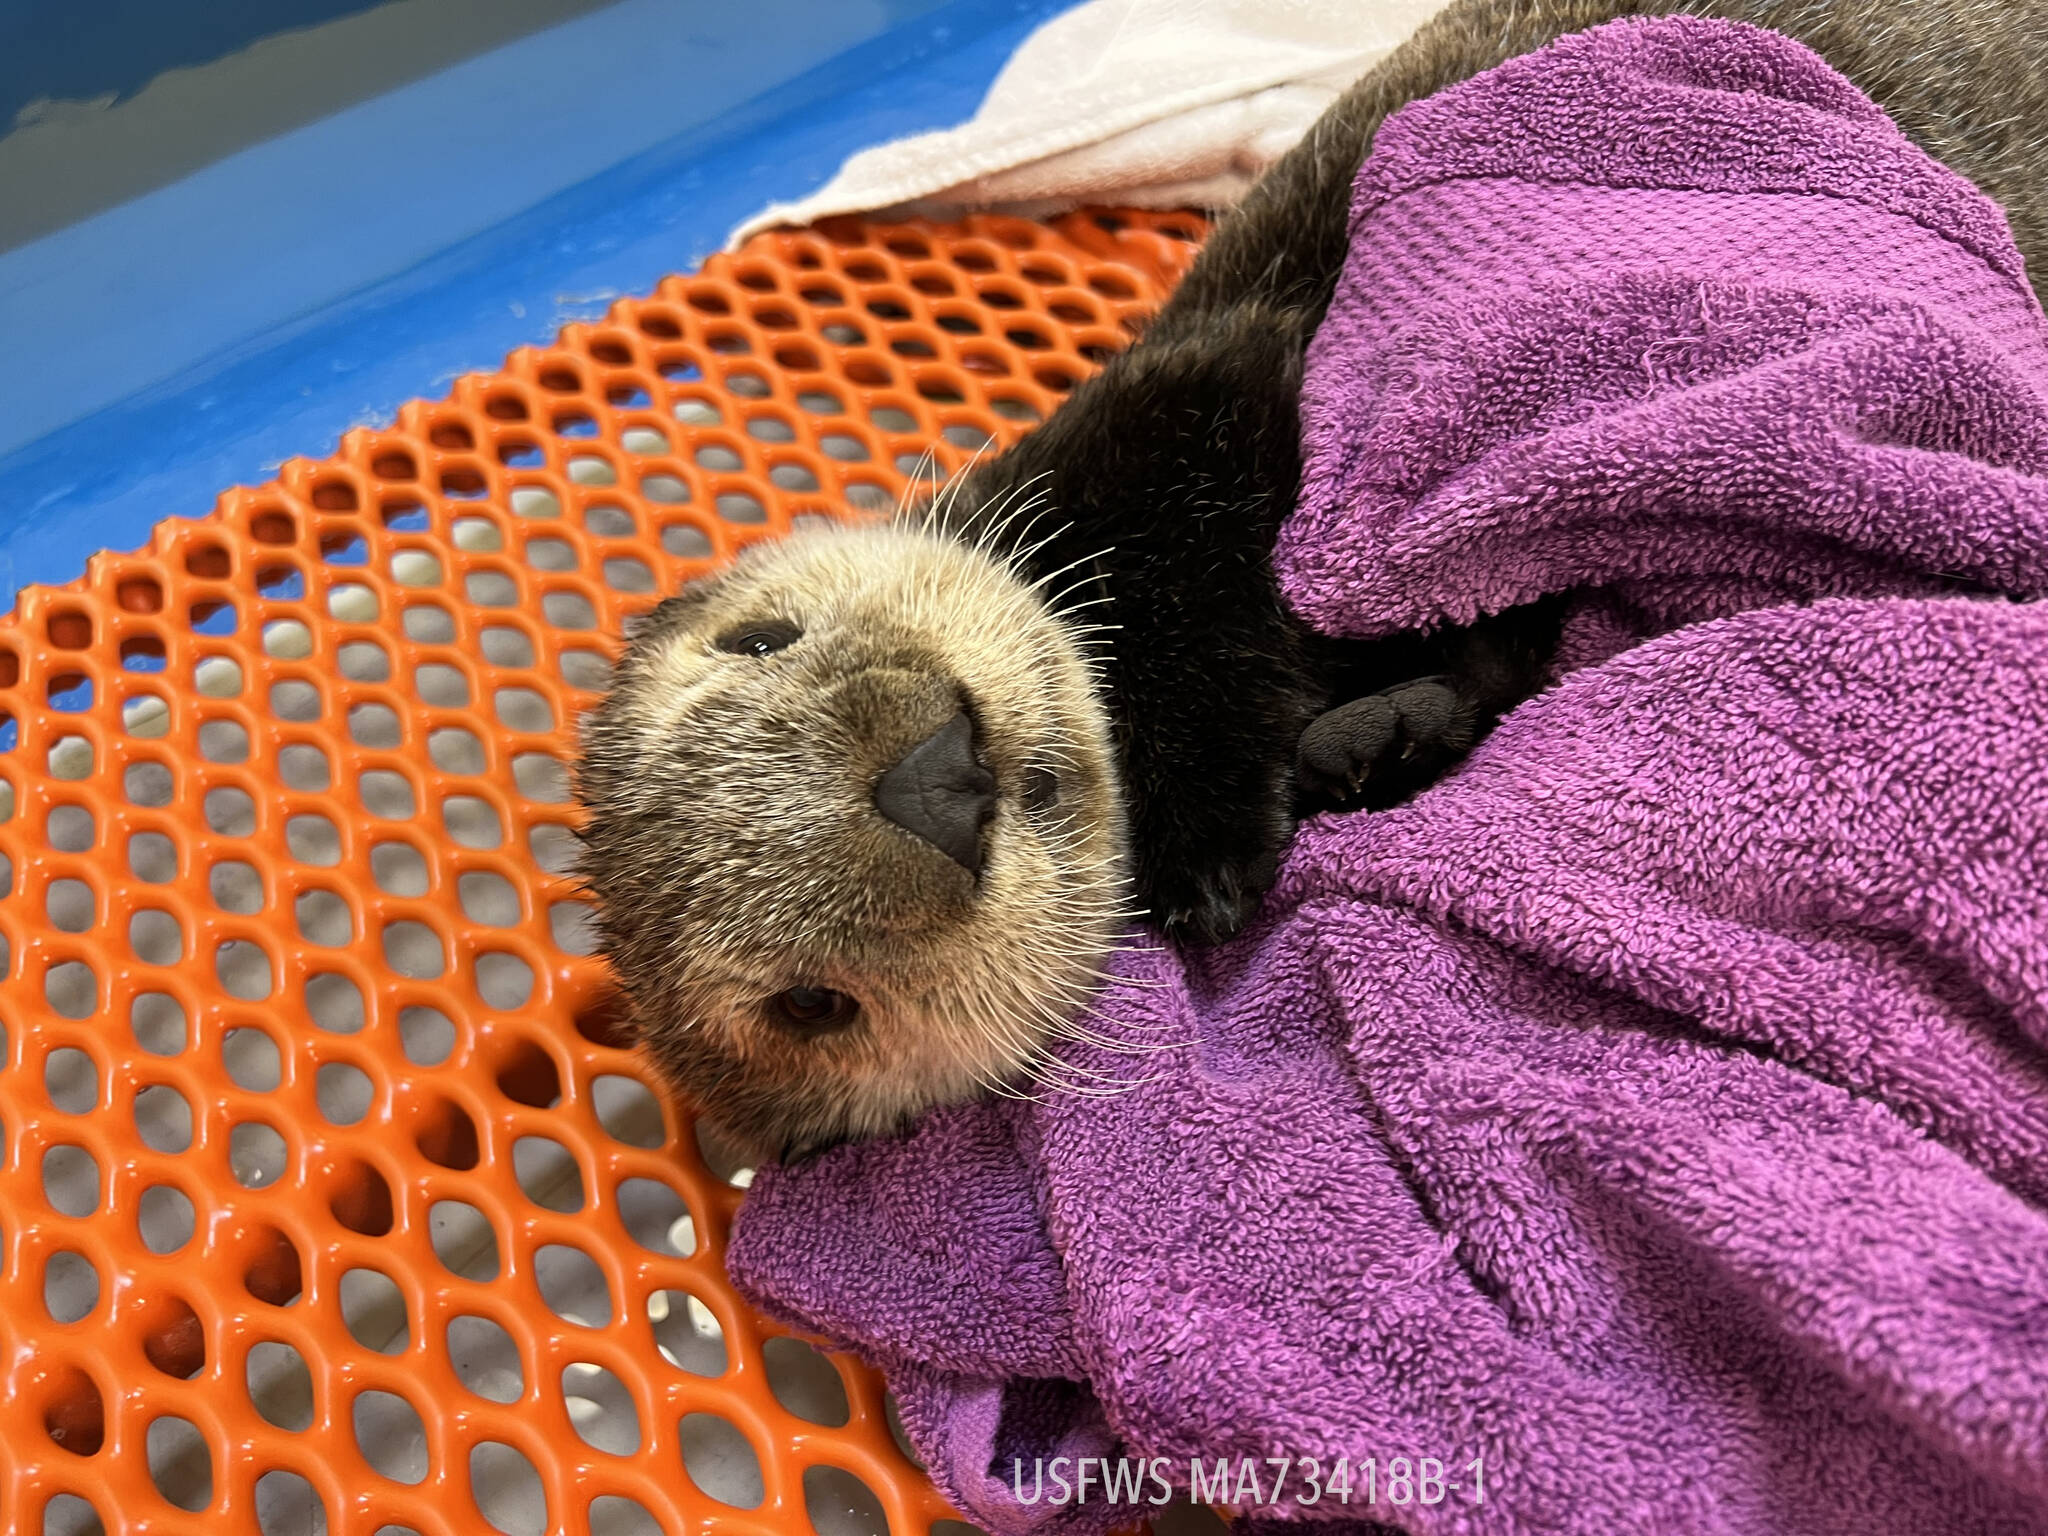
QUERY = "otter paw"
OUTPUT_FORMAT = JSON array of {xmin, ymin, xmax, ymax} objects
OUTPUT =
[{"xmin": 1296, "ymin": 678, "xmax": 1474, "ymax": 808}]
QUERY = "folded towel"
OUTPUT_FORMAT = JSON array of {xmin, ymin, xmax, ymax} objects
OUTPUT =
[
  {"xmin": 729, "ymin": 0, "xmax": 1448, "ymax": 244},
  {"xmin": 729, "ymin": 18, "xmax": 2048, "ymax": 1535}
]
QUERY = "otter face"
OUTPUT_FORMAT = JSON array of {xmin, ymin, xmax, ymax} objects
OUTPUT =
[{"xmin": 575, "ymin": 521, "xmax": 1127, "ymax": 1161}]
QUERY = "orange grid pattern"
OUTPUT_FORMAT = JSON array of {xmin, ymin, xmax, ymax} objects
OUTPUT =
[{"xmin": 0, "ymin": 207, "xmax": 1208, "ymax": 1536}]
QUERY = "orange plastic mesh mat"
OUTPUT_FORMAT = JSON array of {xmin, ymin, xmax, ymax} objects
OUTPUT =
[{"xmin": 0, "ymin": 206, "xmax": 1207, "ymax": 1536}]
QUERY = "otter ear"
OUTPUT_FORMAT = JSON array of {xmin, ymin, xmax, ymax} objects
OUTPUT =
[
  {"xmin": 620, "ymin": 606, "xmax": 667, "ymax": 643},
  {"xmin": 622, "ymin": 573, "xmax": 722, "ymax": 643}
]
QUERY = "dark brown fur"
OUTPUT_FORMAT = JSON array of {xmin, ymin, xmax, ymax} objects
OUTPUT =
[
  {"xmin": 946, "ymin": 0, "xmax": 2048, "ymax": 944},
  {"xmin": 581, "ymin": 0, "xmax": 2048, "ymax": 1156}
]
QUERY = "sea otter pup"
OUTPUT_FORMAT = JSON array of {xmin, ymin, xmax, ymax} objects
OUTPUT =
[{"xmin": 578, "ymin": 0, "xmax": 2048, "ymax": 1160}]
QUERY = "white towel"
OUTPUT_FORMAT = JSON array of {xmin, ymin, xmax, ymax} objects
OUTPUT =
[{"xmin": 729, "ymin": 0, "xmax": 1449, "ymax": 244}]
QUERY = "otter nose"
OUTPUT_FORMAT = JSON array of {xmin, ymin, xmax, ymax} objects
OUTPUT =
[{"xmin": 873, "ymin": 709, "xmax": 996, "ymax": 874}]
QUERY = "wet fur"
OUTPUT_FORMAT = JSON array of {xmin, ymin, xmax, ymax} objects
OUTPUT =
[
  {"xmin": 578, "ymin": 526, "xmax": 1131, "ymax": 1158},
  {"xmin": 581, "ymin": 0, "xmax": 2048, "ymax": 1156},
  {"xmin": 947, "ymin": 0, "xmax": 2048, "ymax": 943}
]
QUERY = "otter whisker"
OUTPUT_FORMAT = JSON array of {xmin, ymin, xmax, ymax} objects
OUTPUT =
[
  {"xmin": 999, "ymin": 508, "xmax": 1082, "ymax": 576},
  {"xmin": 969, "ymin": 478, "xmax": 1059, "ymax": 556},
  {"xmin": 979, "ymin": 1076, "xmax": 1050, "ymax": 1104},
  {"xmin": 958, "ymin": 465, "xmax": 1047, "ymax": 530},
  {"xmin": 940, "ymin": 470, "xmax": 1052, "ymax": 554},
  {"xmin": 992, "ymin": 998, "xmax": 1167, "ymax": 1085},
  {"xmin": 1032, "ymin": 874, "xmax": 1131, "ymax": 900},
  {"xmin": 1044, "ymin": 962, "xmax": 1175, "ymax": 996},
  {"xmin": 1040, "ymin": 1015, "xmax": 1196, "ymax": 1055},
  {"xmin": 996, "ymin": 501, "xmax": 1066, "ymax": 562},
  {"xmin": 1023, "ymin": 1058, "xmax": 1160, "ymax": 1096},
  {"xmin": 1045, "ymin": 588, "xmax": 1120, "ymax": 623},
  {"xmin": 582, "ymin": 506, "xmax": 1146, "ymax": 1155},
  {"xmin": 1043, "ymin": 984, "xmax": 1186, "ymax": 1028},
  {"xmin": 1048, "ymin": 590, "xmax": 1119, "ymax": 617},
  {"xmin": 1021, "ymin": 545, "xmax": 1117, "ymax": 601},
  {"xmin": 941, "ymin": 438, "xmax": 1000, "ymax": 522},
  {"xmin": 896, "ymin": 446, "xmax": 944, "ymax": 517}
]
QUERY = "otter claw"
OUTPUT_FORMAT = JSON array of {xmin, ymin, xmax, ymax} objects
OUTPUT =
[{"xmin": 1296, "ymin": 677, "xmax": 1474, "ymax": 810}]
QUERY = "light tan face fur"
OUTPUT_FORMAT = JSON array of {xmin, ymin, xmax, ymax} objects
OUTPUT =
[{"xmin": 575, "ymin": 521, "xmax": 1127, "ymax": 1160}]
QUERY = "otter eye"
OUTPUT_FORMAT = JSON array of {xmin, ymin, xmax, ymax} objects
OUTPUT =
[
  {"xmin": 716, "ymin": 619, "xmax": 802, "ymax": 657},
  {"xmin": 766, "ymin": 987, "xmax": 860, "ymax": 1034}
]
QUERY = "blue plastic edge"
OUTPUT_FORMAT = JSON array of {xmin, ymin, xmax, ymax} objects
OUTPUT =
[{"xmin": 0, "ymin": 0, "xmax": 1075, "ymax": 612}]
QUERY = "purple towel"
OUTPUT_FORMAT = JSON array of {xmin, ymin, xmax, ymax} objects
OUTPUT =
[{"xmin": 728, "ymin": 18, "xmax": 2048, "ymax": 1535}]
